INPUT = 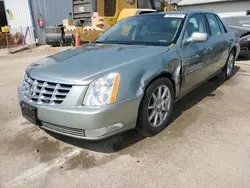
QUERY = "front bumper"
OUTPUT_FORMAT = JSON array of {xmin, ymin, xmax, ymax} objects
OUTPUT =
[{"xmin": 18, "ymin": 86, "xmax": 140, "ymax": 140}]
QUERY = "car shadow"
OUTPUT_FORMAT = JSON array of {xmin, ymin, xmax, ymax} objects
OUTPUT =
[
  {"xmin": 46, "ymin": 66, "xmax": 240, "ymax": 153},
  {"xmin": 237, "ymin": 55, "xmax": 250, "ymax": 61}
]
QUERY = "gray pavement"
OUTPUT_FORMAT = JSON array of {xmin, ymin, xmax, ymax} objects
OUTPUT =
[{"xmin": 1, "ymin": 46, "xmax": 250, "ymax": 188}]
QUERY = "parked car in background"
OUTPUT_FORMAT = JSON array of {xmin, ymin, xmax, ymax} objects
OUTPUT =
[
  {"xmin": 18, "ymin": 11, "xmax": 239, "ymax": 140},
  {"xmin": 222, "ymin": 16, "xmax": 250, "ymax": 58}
]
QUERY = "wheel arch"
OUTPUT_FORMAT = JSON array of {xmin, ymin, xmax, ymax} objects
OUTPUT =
[
  {"xmin": 137, "ymin": 72, "xmax": 176, "ymax": 118},
  {"xmin": 143, "ymin": 72, "xmax": 176, "ymax": 99},
  {"xmin": 136, "ymin": 72, "xmax": 176, "ymax": 131}
]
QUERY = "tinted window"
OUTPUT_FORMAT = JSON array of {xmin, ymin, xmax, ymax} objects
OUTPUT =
[
  {"xmin": 183, "ymin": 14, "xmax": 207, "ymax": 40},
  {"xmin": 206, "ymin": 14, "xmax": 222, "ymax": 36},
  {"xmin": 95, "ymin": 14, "xmax": 185, "ymax": 46}
]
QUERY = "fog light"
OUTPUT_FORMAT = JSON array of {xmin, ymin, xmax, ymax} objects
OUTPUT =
[
  {"xmin": 107, "ymin": 123, "xmax": 124, "ymax": 132},
  {"xmin": 84, "ymin": 123, "xmax": 125, "ymax": 138}
]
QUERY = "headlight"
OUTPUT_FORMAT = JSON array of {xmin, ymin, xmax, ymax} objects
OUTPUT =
[{"xmin": 84, "ymin": 73, "xmax": 120, "ymax": 106}]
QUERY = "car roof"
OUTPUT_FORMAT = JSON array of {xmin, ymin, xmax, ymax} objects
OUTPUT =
[
  {"xmin": 134, "ymin": 10, "xmax": 216, "ymax": 18},
  {"xmin": 165, "ymin": 10, "xmax": 213, "ymax": 15}
]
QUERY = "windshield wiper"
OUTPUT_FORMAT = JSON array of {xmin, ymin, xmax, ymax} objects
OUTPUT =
[
  {"xmin": 93, "ymin": 41, "xmax": 104, "ymax": 44},
  {"xmin": 115, "ymin": 41, "xmax": 135, "ymax": 45},
  {"xmin": 93, "ymin": 41, "xmax": 134, "ymax": 45}
]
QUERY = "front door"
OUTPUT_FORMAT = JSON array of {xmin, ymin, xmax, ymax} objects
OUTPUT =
[{"xmin": 181, "ymin": 14, "xmax": 211, "ymax": 94}]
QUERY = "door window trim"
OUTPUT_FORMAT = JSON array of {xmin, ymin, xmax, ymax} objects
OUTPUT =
[
  {"xmin": 215, "ymin": 15, "xmax": 228, "ymax": 33},
  {"xmin": 203, "ymin": 14, "xmax": 212, "ymax": 36}
]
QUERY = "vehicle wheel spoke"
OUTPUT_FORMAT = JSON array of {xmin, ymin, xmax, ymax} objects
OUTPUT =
[
  {"xmin": 152, "ymin": 93, "xmax": 158, "ymax": 102},
  {"xmin": 162, "ymin": 106, "xmax": 168, "ymax": 112},
  {"xmin": 161, "ymin": 88, "xmax": 168, "ymax": 99},
  {"xmin": 148, "ymin": 105, "xmax": 155, "ymax": 110},
  {"xmin": 158, "ymin": 87, "xmax": 162, "ymax": 99},
  {"xmin": 149, "ymin": 110, "xmax": 156, "ymax": 121},
  {"xmin": 153, "ymin": 113, "xmax": 159, "ymax": 126}
]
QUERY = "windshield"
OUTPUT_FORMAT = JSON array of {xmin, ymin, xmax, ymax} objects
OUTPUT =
[{"xmin": 95, "ymin": 14, "xmax": 185, "ymax": 46}]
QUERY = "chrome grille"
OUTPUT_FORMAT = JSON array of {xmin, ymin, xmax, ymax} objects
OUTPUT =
[
  {"xmin": 21, "ymin": 73, "xmax": 72, "ymax": 105},
  {"xmin": 41, "ymin": 122, "xmax": 85, "ymax": 137}
]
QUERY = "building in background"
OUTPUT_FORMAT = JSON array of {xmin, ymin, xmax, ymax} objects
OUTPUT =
[
  {"xmin": 177, "ymin": 0, "xmax": 250, "ymax": 18},
  {"xmin": 3, "ymin": 0, "xmax": 72, "ymax": 44}
]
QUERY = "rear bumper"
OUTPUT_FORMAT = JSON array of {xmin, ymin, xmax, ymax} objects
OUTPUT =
[{"xmin": 18, "ymin": 87, "xmax": 140, "ymax": 140}]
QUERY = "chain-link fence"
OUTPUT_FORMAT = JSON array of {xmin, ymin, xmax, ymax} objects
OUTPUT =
[{"xmin": 0, "ymin": 26, "xmax": 36, "ymax": 53}]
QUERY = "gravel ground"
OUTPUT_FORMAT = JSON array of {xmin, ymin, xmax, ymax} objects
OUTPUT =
[{"xmin": 1, "ymin": 46, "xmax": 250, "ymax": 188}]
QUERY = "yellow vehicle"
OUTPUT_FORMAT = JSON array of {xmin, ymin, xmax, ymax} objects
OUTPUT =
[
  {"xmin": 72, "ymin": 0, "xmax": 177, "ymax": 27},
  {"xmin": 46, "ymin": 0, "xmax": 177, "ymax": 46},
  {"xmin": 70, "ymin": 0, "xmax": 177, "ymax": 43},
  {"xmin": 95, "ymin": 0, "xmax": 177, "ymax": 27}
]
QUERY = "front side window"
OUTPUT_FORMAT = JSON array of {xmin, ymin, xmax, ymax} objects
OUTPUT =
[
  {"xmin": 206, "ymin": 14, "xmax": 222, "ymax": 36},
  {"xmin": 216, "ymin": 15, "xmax": 227, "ymax": 33},
  {"xmin": 95, "ymin": 14, "xmax": 185, "ymax": 46},
  {"xmin": 183, "ymin": 14, "xmax": 207, "ymax": 41}
]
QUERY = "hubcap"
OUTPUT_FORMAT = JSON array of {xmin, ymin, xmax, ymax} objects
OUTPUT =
[
  {"xmin": 147, "ymin": 85, "xmax": 171, "ymax": 127},
  {"xmin": 227, "ymin": 53, "xmax": 234, "ymax": 76}
]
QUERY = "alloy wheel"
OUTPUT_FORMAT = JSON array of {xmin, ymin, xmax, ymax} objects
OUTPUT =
[
  {"xmin": 227, "ymin": 53, "xmax": 234, "ymax": 76},
  {"xmin": 147, "ymin": 85, "xmax": 172, "ymax": 127}
]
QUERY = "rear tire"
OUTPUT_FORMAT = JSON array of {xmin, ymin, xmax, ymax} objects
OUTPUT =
[
  {"xmin": 137, "ymin": 77, "xmax": 174, "ymax": 137},
  {"xmin": 223, "ymin": 50, "xmax": 235, "ymax": 80}
]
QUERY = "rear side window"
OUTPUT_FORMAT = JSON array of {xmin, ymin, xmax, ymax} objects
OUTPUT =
[
  {"xmin": 216, "ymin": 15, "xmax": 227, "ymax": 33},
  {"xmin": 205, "ymin": 14, "xmax": 222, "ymax": 36}
]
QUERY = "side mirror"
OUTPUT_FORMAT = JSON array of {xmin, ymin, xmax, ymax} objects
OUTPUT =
[{"xmin": 186, "ymin": 32, "xmax": 209, "ymax": 44}]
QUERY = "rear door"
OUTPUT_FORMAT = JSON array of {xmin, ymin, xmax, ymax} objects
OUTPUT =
[
  {"xmin": 204, "ymin": 13, "xmax": 230, "ymax": 73},
  {"xmin": 181, "ymin": 14, "xmax": 211, "ymax": 94}
]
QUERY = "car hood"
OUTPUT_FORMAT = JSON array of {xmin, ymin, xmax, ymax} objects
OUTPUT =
[{"xmin": 27, "ymin": 43, "xmax": 169, "ymax": 85}]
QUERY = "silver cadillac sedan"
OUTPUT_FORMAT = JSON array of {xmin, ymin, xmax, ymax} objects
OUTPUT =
[{"xmin": 18, "ymin": 11, "xmax": 240, "ymax": 140}]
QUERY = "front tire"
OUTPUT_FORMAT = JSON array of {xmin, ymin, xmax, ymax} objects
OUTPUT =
[
  {"xmin": 223, "ymin": 50, "xmax": 235, "ymax": 80},
  {"xmin": 137, "ymin": 77, "xmax": 174, "ymax": 137}
]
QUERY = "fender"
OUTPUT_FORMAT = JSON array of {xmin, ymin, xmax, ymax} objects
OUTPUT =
[
  {"xmin": 137, "ymin": 57, "xmax": 182, "ymax": 99},
  {"xmin": 116, "ymin": 49, "xmax": 182, "ymax": 102}
]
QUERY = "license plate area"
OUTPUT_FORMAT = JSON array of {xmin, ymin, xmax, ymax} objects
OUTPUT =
[{"xmin": 21, "ymin": 101, "xmax": 39, "ymax": 125}]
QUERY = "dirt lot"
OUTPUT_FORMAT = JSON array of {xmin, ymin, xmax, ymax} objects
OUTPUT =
[{"xmin": 1, "ymin": 46, "xmax": 250, "ymax": 188}]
